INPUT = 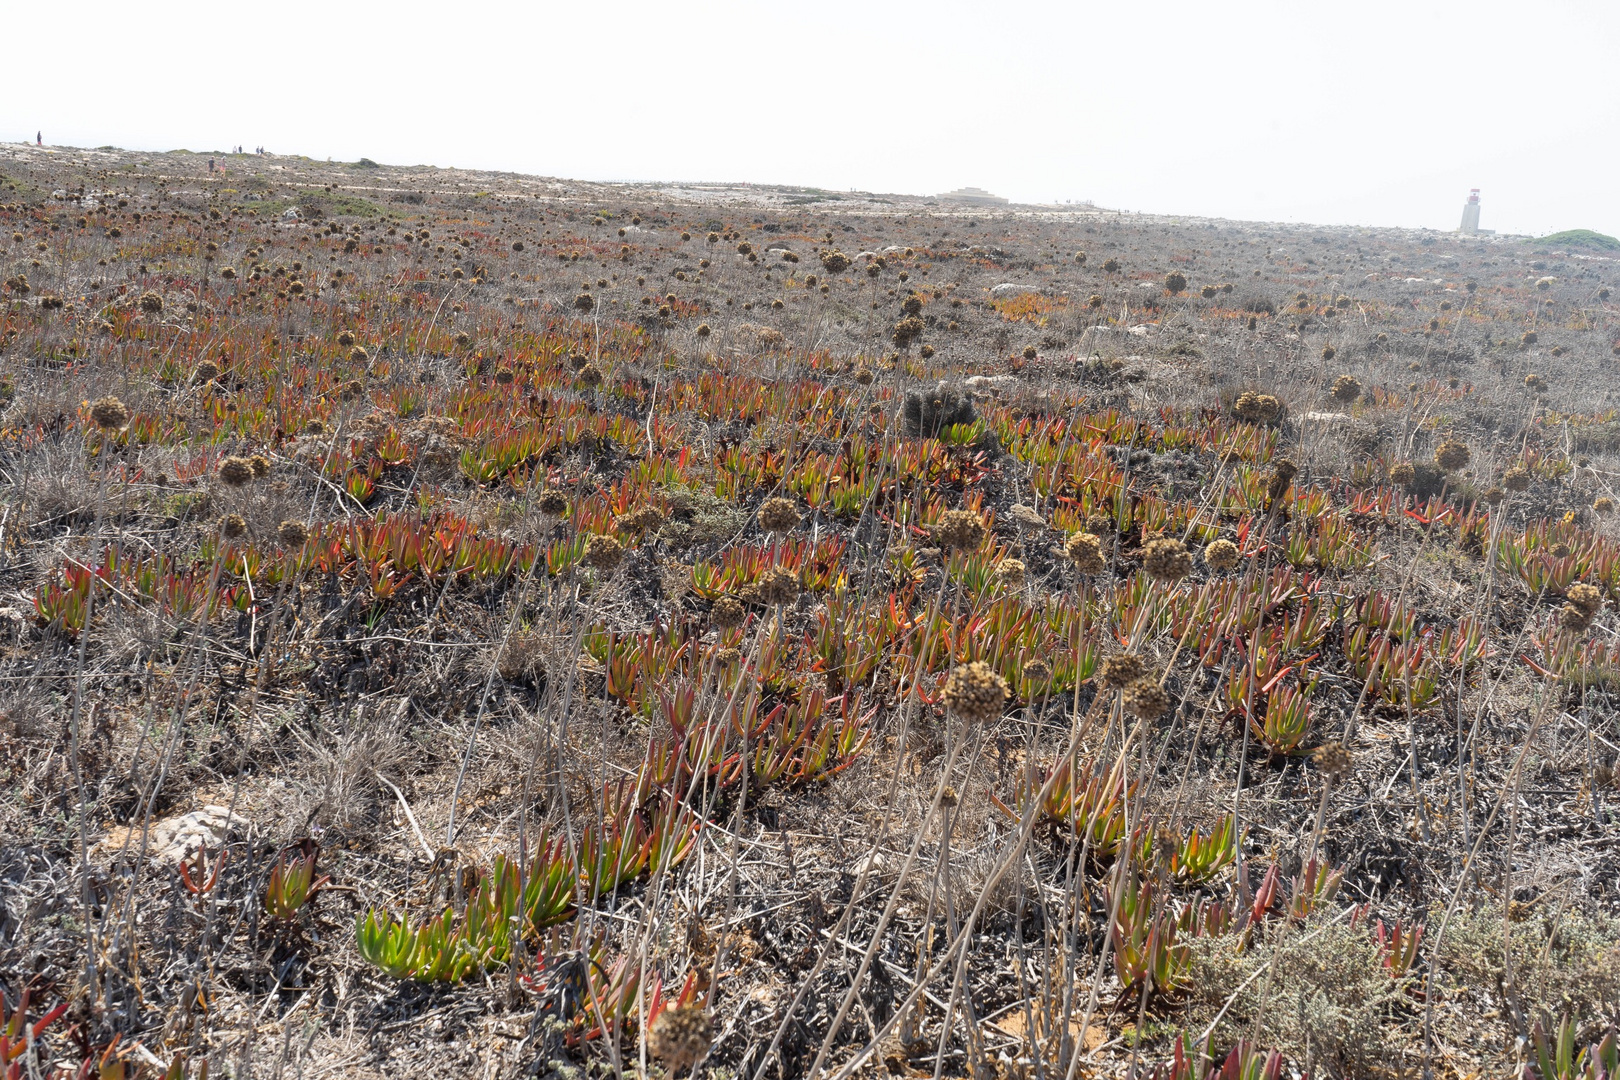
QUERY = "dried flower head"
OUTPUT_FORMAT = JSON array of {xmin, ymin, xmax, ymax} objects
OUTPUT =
[
  {"xmin": 1233, "ymin": 391, "xmax": 1282, "ymax": 424},
  {"xmin": 1558, "ymin": 604, "xmax": 1593, "ymax": 632},
  {"xmin": 624, "ymin": 505, "xmax": 664, "ymax": 532},
  {"xmin": 1313, "ymin": 741, "xmax": 1353, "ymax": 779},
  {"xmin": 90, "ymin": 396, "xmax": 130, "ymax": 430},
  {"xmin": 1267, "ymin": 458, "xmax": 1298, "ymax": 503},
  {"xmin": 218, "ymin": 456, "xmax": 255, "ymax": 487},
  {"xmin": 1482, "ymin": 486, "xmax": 1505, "ymax": 506},
  {"xmin": 537, "ymin": 489, "xmax": 569, "ymax": 517},
  {"xmin": 758, "ymin": 497, "xmax": 801, "ymax": 534},
  {"xmin": 278, "ymin": 520, "xmax": 310, "ymax": 547},
  {"xmin": 193, "ymin": 360, "xmax": 221, "ymax": 384},
  {"xmin": 1142, "ymin": 537, "xmax": 1192, "ymax": 581},
  {"xmin": 942, "ymin": 661, "xmax": 1008, "ymax": 724},
  {"xmin": 756, "ymin": 566, "xmax": 800, "ymax": 607},
  {"xmin": 138, "ymin": 290, "xmax": 163, "ymax": 313},
  {"xmin": 1099, "ymin": 653, "xmax": 1145, "ymax": 689},
  {"xmin": 1389, "ymin": 462, "xmax": 1416, "ymax": 486},
  {"xmin": 1503, "ymin": 467, "xmax": 1531, "ymax": 493},
  {"xmin": 1204, "ymin": 538, "xmax": 1241, "ymax": 572},
  {"xmin": 584, "ymin": 533, "xmax": 623, "ymax": 571},
  {"xmin": 1330, "ymin": 375, "xmax": 1361, "ymax": 404},
  {"xmin": 1595, "ymin": 496, "xmax": 1615, "ymax": 515},
  {"xmin": 1567, "ymin": 583, "xmax": 1603, "ymax": 617},
  {"xmin": 933, "ymin": 509, "xmax": 986, "ymax": 552},
  {"xmin": 1434, "ymin": 438, "xmax": 1471, "ymax": 472},
  {"xmin": 648, "ymin": 1005, "xmax": 714, "ymax": 1070},
  {"xmin": 1066, "ymin": 531, "xmax": 1106, "ymax": 575},
  {"xmin": 1122, "ymin": 678, "xmax": 1170, "ymax": 719},
  {"xmin": 221, "ymin": 513, "xmax": 248, "ymax": 539},
  {"xmin": 1007, "ymin": 504, "xmax": 1046, "ymax": 531},
  {"xmin": 994, "ymin": 558, "xmax": 1026, "ymax": 589},
  {"xmin": 249, "ymin": 453, "xmax": 272, "ymax": 479},
  {"xmin": 710, "ymin": 595, "xmax": 746, "ymax": 629}
]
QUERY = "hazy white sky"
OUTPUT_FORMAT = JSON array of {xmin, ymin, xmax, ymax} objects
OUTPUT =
[{"xmin": 11, "ymin": 0, "xmax": 1620, "ymax": 238}]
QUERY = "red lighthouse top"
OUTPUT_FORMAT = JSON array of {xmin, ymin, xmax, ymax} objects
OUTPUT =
[{"xmin": 1467, "ymin": 189, "xmax": 1480, "ymax": 204}]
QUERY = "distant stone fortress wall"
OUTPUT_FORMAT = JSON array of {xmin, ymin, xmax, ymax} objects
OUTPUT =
[{"xmin": 938, "ymin": 187, "xmax": 1009, "ymax": 207}]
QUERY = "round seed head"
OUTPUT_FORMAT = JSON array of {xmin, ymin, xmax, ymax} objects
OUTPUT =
[
  {"xmin": 1204, "ymin": 538, "xmax": 1241, "ymax": 572},
  {"xmin": 1099, "ymin": 653, "xmax": 1145, "ymax": 689},
  {"xmin": 1503, "ymin": 467, "xmax": 1531, "ymax": 493},
  {"xmin": 1313, "ymin": 741, "xmax": 1353, "ymax": 779},
  {"xmin": 277, "ymin": 520, "xmax": 310, "ymax": 547},
  {"xmin": 584, "ymin": 533, "xmax": 623, "ymax": 570},
  {"xmin": 90, "ymin": 396, "xmax": 130, "ymax": 430},
  {"xmin": 249, "ymin": 453, "xmax": 272, "ymax": 479},
  {"xmin": 1330, "ymin": 375, "xmax": 1361, "ymax": 404},
  {"xmin": 218, "ymin": 456, "xmax": 254, "ymax": 487},
  {"xmin": 1567, "ymin": 583, "xmax": 1603, "ymax": 616},
  {"xmin": 1066, "ymin": 531, "xmax": 1106, "ymax": 574},
  {"xmin": 1389, "ymin": 462, "xmax": 1416, "ymax": 486},
  {"xmin": 1434, "ymin": 438, "xmax": 1471, "ymax": 472},
  {"xmin": 649, "ymin": 1005, "xmax": 713, "ymax": 1070},
  {"xmin": 1595, "ymin": 496, "xmax": 1615, "ymax": 515},
  {"xmin": 758, "ymin": 497, "xmax": 801, "ymax": 534},
  {"xmin": 1141, "ymin": 537, "xmax": 1192, "ymax": 582},
  {"xmin": 1122, "ymin": 678, "xmax": 1169, "ymax": 719},
  {"xmin": 942, "ymin": 660, "xmax": 1009, "ymax": 724},
  {"xmin": 1234, "ymin": 391, "xmax": 1282, "ymax": 423},
  {"xmin": 994, "ymin": 558, "xmax": 1026, "ymax": 589},
  {"xmin": 1559, "ymin": 604, "xmax": 1593, "ymax": 632},
  {"xmin": 710, "ymin": 595, "xmax": 745, "ymax": 629},
  {"xmin": 932, "ymin": 509, "xmax": 986, "ymax": 552},
  {"xmin": 221, "ymin": 513, "xmax": 248, "ymax": 539},
  {"xmin": 756, "ymin": 566, "xmax": 800, "ymax": 607},
  {"xmin": 537, "ymin": 489, "xmax": 569, "ymax": 517}
]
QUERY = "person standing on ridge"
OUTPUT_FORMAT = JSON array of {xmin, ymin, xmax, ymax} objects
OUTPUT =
[{"xmin": 36, "ymin": 131, "xmax": 42, "ymax": 146}]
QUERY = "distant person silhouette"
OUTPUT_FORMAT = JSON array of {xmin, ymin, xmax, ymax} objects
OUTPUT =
[{"xmin": 36, "ymin": 131, "xmax": 42, "ymax": 146}]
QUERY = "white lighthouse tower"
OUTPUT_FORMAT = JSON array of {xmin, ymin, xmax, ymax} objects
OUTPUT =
[{"xmin": 1459, "ymin": 189, "xmax": 1481, "ymax": 234}]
